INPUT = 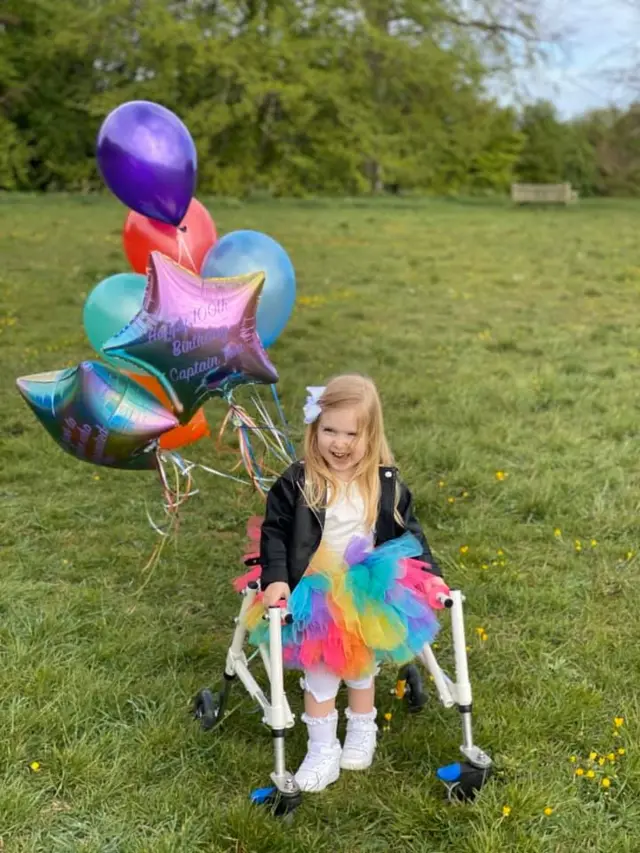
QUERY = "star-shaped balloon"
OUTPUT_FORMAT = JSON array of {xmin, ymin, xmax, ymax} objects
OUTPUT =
[
  {"xmin": 16, "ymin": 361, "xmax": 179, "ymax": 470},
  {"xmin": 102, "ymin": 252, "xmax": 279, "ymax": 424}
]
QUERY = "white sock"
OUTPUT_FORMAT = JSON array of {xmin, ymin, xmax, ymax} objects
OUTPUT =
[{"xmin": 301, "ymin": 710, "xmax": 339, "ymax": 747}]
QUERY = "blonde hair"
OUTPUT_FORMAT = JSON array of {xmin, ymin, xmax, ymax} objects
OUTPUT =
[{"xmin": 303, "ymin": 374, "xmax": 395, "ymax": 529}]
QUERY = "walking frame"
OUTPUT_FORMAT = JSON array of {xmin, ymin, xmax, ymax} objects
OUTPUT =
[{"xmin": 192, "ymin": 577, "xmax": 493, "ymax": 815}]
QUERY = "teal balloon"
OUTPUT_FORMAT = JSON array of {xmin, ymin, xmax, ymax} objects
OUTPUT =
[
  {"xmin": 83, "ymin": 273, "xmax": 147, "ymax": 371},
  {"xmin": 201, "ymin": 230, "xmax": 296, "ymax": 348}
]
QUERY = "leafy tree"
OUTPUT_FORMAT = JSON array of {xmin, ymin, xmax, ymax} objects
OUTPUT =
[
  {"xmin": 514, "ymin": 100, "xmax": 568, "ymax": 183},
  {"xmin": 0, "ymin": 0, "xmax": 553, "ymax": 195}
]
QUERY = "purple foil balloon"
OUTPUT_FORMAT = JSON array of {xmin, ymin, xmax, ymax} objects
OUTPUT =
[
  {"xmin": 16, "ymin": 361, "xmax": 179, "ymax": 470},
  {"xmin": 96, "ymin": 101, "xmax": 197, "ymax": 226},
  {"xmin": 102, "ymin": 252, "xmax": 279, "ymax": 425}
]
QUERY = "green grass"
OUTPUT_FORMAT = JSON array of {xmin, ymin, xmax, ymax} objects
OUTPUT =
[{"xmin": 2, "ymin": 194, "xmax": 640, "ymax": 851}]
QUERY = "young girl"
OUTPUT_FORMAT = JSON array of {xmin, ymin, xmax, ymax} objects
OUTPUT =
[{"xmin": 247, "ymin": 374, "xmax": 448, "ymax": 793}]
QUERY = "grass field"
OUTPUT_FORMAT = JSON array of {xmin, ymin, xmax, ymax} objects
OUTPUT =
[{"xmin": 2, "ymin": 194, "xmax": 640, "ymax": 852}]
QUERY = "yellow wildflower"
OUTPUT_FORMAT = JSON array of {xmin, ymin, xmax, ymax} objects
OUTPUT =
[
  {"xmin": 459, "ymin": 545, "xmax": 469, "ymax": 555},
  {"xmin": 575, "ymin": 768, "xmax": 584, "ymax": 776},
  {"xmin": 574, "ymin": 540, "xmax": 582, "ymax": 552},
  {"xmin": 475, "ymin": 627, "xmax": 485, "ymax": 636},
  {"xmin": 447, "ymin": 496, "xmax": 455, "ymax": 504},
  {"xmin": 495, "ymin": 471, "xmax": 508, "ymax": 481},
  {"xmin": 462, "ymin": 491, "xmax": 469, "ymax": 498},
  {"xmin": 497, "ymin": 548, "xmax": 504, "ymax": 556},
  {"xmin": 543, "ymin": 807, "xmax": 554, "ymax": 816},
  {"xmin": 298, "ymin": 294, "xmax": 327, "ymax": 307},
  {"xmin": 614, "ymin": 717, "xmax": 624, "ymax": 728},
  {"xmin": 589, "ymin": 752, "xmax": 597, "ymax": 761},
  {"xmin": 618, "ymin": 748, "xmax": 626, "ymax": 755},
  {"xmin": 569, "ymin": 755, "xmax": 577, "ymax": 763},
  {"xmin": 29, "ymin": 762, "xmax": 41, "ymax": 772},
  {"xmin": 384, "ymin": 712, "xmax": 392, "ymax": 722},
  {"xmin": 591, "ymin": 539, "xmax": 598, "ymax": 547},
  {"xmin": 438, "ymin": 480, "xmax": 445, "ymax": 488},
  {"xmin": 586, "ymin": 769, "xmax": 595, "ymax": 779},
  {"xmin": 602, "ymin": 777, "xmax": 611, "ymax": 789},
  {"xmin": 502, "ymin": 805, "xmax": 511, "ymax": 817},
  {"xmin": 554, "ymin": 528, "xmax": 562, "ymax": 537},
  {"xmin": 608, "ymin": 753, "xmax": 616, "ymax": 762},
  {"xmin": 481, "ymin": 563, "xmax": 488, "ymax": 570},
  {"xmin": 598, "ymin": 757, "xmax": 606, "ymax": 766}
]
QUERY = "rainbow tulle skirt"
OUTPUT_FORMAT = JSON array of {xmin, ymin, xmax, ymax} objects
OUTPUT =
[{"xmin": 243, "ymin": 532, "xmax": 440, "ymax": 680}]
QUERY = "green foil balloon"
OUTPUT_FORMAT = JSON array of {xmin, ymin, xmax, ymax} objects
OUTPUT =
[{"xmin": 16, "ymin": 361, "xmax": 178, "ymax": 470}]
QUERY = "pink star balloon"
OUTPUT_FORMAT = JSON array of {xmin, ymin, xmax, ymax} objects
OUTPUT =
[{"xmin": 102, "ymin": 252, "xmax": 279, "ymax": 424}]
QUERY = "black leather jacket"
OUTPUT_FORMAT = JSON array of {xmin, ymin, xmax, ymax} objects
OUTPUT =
[{"xmin": 259, "ymin": 461, "xmax": 441, "ymax": 590}]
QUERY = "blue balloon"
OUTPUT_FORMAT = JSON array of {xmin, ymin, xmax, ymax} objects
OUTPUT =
[
  {"xmin": 201, "ymin": 230, "xmax": 296, "ymax": 348},
  {"xmin": 83, "ymin": 273, "xmax": 147, "ymax": 372}
]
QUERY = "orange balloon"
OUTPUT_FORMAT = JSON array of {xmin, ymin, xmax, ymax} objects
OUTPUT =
[
  {"xmin": 126, "ymin": 373, "xmax": 210, "ymax": 451},
  {"xmin": 123, "ymin": 198, "xmax": 217, "ymax": 275},
  {"xmin": 159, "ymin": 407, "xmax": 209, "ymax": 451}
]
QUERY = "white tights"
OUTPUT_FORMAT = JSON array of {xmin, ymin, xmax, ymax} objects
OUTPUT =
[{"xmin": 302, "ymin": 665, "xmax": 375, "ymax": 703}]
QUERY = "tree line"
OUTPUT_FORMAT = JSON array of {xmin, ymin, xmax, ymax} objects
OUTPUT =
[{"xmin": 1, "ymin": 1, "xmax": 638, "ymax": 197}]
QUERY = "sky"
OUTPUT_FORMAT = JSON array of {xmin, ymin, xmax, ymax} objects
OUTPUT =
[{"xmin": 498, "ymin": 0, "xmax": 640, "ymax": 117}]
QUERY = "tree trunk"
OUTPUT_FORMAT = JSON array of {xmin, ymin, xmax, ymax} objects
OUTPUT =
[{"xmin": 362, "ymin": 0, "xmax": 390, "ymax": 193}]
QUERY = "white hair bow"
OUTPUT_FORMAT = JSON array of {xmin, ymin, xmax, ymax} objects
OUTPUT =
[{"xmin": 303, "ymin": 386, "xmax": 325, "ymax": 424}]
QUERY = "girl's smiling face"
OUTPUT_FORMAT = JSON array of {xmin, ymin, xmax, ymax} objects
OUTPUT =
[{"xmin": 317, "ymin": 406, "xmax": 366, "ymax": 480}]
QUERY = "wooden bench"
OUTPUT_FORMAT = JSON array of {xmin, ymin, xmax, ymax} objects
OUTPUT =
[{"xmin": 511, "ymin": 183, "xmax": 578, "ymax": 205}]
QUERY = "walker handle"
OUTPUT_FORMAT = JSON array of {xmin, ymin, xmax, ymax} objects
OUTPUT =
[{"xmin": 264, "ymin": 602, "xmax": 292, "ymax": 624}]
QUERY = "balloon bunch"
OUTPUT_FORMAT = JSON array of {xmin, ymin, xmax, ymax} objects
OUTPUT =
[{"xmin": 16, "ymin": 100, "xmax": 298, "ymax": 537}]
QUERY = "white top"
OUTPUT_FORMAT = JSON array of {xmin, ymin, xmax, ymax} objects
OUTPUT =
[{"xmin": 321, "ymin": 482, "xmax": 372, "ymax": 558}]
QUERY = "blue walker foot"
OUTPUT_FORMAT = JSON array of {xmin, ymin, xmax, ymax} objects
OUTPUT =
[{"xmin": 250, "ymin": 785, "xmax": 276, "ymax": 805}]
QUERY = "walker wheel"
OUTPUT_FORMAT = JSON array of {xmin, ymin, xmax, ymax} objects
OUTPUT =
[
  {"xmin": 250, "ymin": 785, "xmax": 302, "ymax": 818},
  {"xmin": 191, "ymin": 688, "xmax": 226, "ymax": 731},
  {"xmin": 403, "ymin": 665, "xmax": 427, "ymax": 713},
  {"xmin": 437, "ymin": 761, "xmax": 493, "ymax": 802}
]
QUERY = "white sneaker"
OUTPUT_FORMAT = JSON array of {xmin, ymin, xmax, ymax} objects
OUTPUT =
[
  {"xmin": 294, "ymin": 742, "xmax": 342, "ymax": 792},
  {"xmin": 340, "ymin": 715, "xmax": 377, "ymax": 770}
]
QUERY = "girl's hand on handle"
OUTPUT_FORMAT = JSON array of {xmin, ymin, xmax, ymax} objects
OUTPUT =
[
  {"xmin": 422, "ymin": 574, "xmax": 451, "ymax": 610},
  {"xmin": 262, "ymin": 581, "xmax": 291, "ymax": 609}
]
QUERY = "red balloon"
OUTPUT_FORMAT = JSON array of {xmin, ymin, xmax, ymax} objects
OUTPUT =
[{"xmin": 123, "ymin": 198, "xmax": 217, "ymax": 274}]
